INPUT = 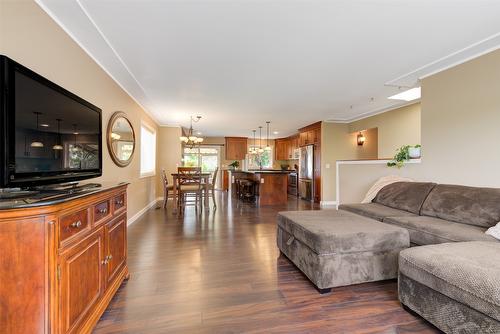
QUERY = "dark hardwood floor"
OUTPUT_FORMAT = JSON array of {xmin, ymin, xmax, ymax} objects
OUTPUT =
[{"xmin": 94, "ymin": 192, "xmax": 440, "ymax": 334}]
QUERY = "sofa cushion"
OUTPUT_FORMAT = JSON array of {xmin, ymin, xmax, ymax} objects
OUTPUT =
[
  {"xmin": 373, "ymin": 182, "xmax": 436, "ymax": 214},
  {"xmin": 277, "ymin": 209, "xmax": 409, "ymax": 255},
  {"xmin": 399, "ymin": 242, "xmax": 500, "ymax": 321},
  {"xmin": 384, "ymin": 216, "xmax": 496, "ymax": 246},
  {"xmin": 339, "ymin": 203, "xmax": 417, "ymax": 222},
  {"xmin": 421, "ymin": 184, "xmax": 500, "ymax": 228}
]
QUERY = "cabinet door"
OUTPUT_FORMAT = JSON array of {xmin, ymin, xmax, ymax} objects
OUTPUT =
[
  {"xmin": 298, "ymin": 132, "xmax": 308, "ymax": 147},
  {"xmin": 225, "ymin": 137, "xmax": 247, "ymax": 160},
  {"xmin": 105, "ymin": 215, "xmax": 127, "ymax": 286},
  {"xmin": 60, "ymin": 228, "xmax": 105, "ymax": 333}
]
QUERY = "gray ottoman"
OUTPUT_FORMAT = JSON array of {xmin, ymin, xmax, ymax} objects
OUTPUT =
[
  {"xmin": 277, "ymin": 209, "xmax": 410, "ymax": 293},
  {"xmin": 399, "ymin": 241, "xmax": 500, "ymax": 334}
]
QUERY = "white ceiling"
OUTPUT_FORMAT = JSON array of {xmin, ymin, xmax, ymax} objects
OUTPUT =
[{"xmin": 37, "ymin": 0, "xmax": 500, "ymax": 137}]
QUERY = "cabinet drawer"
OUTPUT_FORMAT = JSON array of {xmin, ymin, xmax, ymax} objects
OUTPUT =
[
  {"xmin": 93, "ymin": 200, "xmax": 111, "ymax": 224},
  {"xmin": 113, "ymin": 193, "xmax": 126, "ymax": 213},
  {"xmin": 60, "ymin": 209, "xmax": 90, "ymax": 242}
]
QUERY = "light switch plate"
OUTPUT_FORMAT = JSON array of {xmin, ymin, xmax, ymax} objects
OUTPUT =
[{"xmin": 325, "ymin": 163, "xmax": 331, "ymax": 169}]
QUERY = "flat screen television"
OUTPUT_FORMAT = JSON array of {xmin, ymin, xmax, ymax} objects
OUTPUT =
[{"xmin": 0, "ymin": 55, "xmax": 102, "ymax": 188}]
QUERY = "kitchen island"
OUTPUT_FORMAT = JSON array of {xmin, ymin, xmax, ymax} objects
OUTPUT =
[{"xmin": 230, "ymin": 170, "xmax": 289, "ymax": 205}]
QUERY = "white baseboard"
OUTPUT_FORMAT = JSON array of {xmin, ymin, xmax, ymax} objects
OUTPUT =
[
  {"xmin": 320, "ymin": 201, "xmax": 338, "ymax": 207},
  {"xmin": 128, "ymin": 197, "xmax": 162, "ymax": 226}
]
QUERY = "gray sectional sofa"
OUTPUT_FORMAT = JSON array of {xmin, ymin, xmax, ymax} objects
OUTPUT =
[
  {"xmin": 340, "ymin": 182, "xmax": 500, "ymax": 333},
  {"xmin": 279, "ymin": 181, "xmax": 500, "ymax": 334},
  {"xmin": 339, "ymin": 182, "xmax": 499, "ymax": 245}
]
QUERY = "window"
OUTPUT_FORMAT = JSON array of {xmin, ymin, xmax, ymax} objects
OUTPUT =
[
  {"xmin": 182, "ymin": 146, "xmax": 219, "ymax": 173},
  {"xmin": 140, "ymin": 123, "xmax": 156, "ymax": 177},
  {"xmin": 247, "ymin": 146, "xmax": 273, "ymax": 169}
]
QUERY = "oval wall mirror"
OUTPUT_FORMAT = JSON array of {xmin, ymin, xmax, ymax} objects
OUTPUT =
[{"xmin": 107, "ymin": 112, "xmax": 136, "ymax": 167}]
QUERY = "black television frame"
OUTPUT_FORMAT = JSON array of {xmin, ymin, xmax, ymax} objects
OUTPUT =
[{"xmin": 0, "ymin": 55, "xmax": 103, "ymax": 188}]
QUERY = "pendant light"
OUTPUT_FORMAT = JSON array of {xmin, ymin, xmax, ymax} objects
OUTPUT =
[
  {"xmin": 249, "ymin": 130, "xmax": 256, "ymax": 154},
  {"xmin": 30, "ymin": 112, "xmax": 44, "ymax": 147},
  {"xmin": 258, "ymin": 126, "xmax": 264, "ymax": 153},
  {"xmin": 179, "ymin": 115, "xmax": 204, "ymax": 148},
  {"xmin": 52, "ymin": 119, "xmax": 63, "ymax": 150},
  {"xmin": 265, "ymin": 121, "xmax": 271, "ymax": 151}
]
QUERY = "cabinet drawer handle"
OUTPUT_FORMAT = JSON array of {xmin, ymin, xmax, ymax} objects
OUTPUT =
[
  {"xmin": 97, "ymin": 208, "xmax": 107, "ymax": 214},
  {"xmin": 115, "ymin": 200, "xmax": 124, "ymax": 206},
  {"xmin": 102, "ymin": 255, "xmax": 113, "ymax": 265},
  {"xmin": 70, "ymin": 220, "xmax": 82, "ymax": 228}
]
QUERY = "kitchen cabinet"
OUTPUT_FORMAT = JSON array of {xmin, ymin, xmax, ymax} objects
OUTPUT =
[
  {"xmin": 275, "ymin": 138, "xmax": 288, "ymax": 160},
  {"xmin": 225, "ymin": 137, "xmax": 248, "ymax": 160}
]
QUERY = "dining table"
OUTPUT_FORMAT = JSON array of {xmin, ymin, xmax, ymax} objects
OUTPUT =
[{"xmin": 171, "ymin": 172, "xmax": 211, "ymax": 214}]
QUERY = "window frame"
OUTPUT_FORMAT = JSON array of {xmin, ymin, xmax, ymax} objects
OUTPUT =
[{"xmin": 139, "ymin": 121, "xmax": 157, "ymax": 178}]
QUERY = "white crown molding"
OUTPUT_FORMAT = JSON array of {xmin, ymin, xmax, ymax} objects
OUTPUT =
[
  {"xmin": 386, "ymin": 31, "xmax": 500, "ymax": 88},
  {"xmin": 325, "ymin": 100, "xmax": 420, "ymax": 124},
  {"xmin": 34, "ymin": 0, "xmax": 161, "ymax": 126}
]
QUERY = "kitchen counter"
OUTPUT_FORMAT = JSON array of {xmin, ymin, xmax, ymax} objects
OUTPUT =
[{"xmin": 230, "ymin": 170, "xmax": 288, "ymax": 205}]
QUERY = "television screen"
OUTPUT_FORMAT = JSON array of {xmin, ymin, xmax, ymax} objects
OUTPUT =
[
  {"xmin": 14, "ymin": 70, "xmax": 100, "ymax": 174},
  {"xmin": 0, "ymin": 55, "xmax": 102, "ymax": 188}
]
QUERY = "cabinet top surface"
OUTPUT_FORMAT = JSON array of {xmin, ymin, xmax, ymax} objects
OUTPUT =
[{"xmin": 0, "ymin": 183, "xmax": 128, "ymax": 210}]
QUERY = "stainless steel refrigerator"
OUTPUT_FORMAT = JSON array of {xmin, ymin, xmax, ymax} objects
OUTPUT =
[{"xmin": 298, "ymin": 145, "xmax": 314, "ymax": 201}]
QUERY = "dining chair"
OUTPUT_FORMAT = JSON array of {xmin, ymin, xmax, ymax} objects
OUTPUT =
[
  {"xmin": 204, "ymin": 167, "xmax": 219, "ymax": 209},
  {"xmin": 161, "ymin": 169, "xmax": 174, "ymax": 210},
  {"xmin": 177, "ymin": 166, "xmax": 203, "ymax": 213}
]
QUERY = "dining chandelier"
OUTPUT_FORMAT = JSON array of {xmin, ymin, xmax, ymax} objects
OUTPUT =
[{"xmin": 179, "ymin": 115, "xmax": 204, "ymax": 147}]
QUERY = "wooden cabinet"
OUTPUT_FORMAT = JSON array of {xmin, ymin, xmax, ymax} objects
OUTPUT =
[
  {"xmin": 225, "ymin": 137, "xmax": 248, "ymax": 160},
  {"xmin": 60, "ymin": 228, "xmax": 105, "ymax": 333},
  {"xmin": 275, "ymin": 138, "xmax": 288, "ymax": 160},
  {"xmin": 298, "ymin": 122, "xmax": 321, "ymax": 147},
  {"xmin": 275, "ymin": 135, "xmax": 299, "ymax": 160},
  {"xmin": 105, "ymin": 215, "xmax": 127, "ymax": 286},
  {"xmin": 222, "ymin": 170, "xmax": 229, "ymax": 191},
  {"xmin": 0, "ymin": 184, "xmax": 129, "ymax": 334}
]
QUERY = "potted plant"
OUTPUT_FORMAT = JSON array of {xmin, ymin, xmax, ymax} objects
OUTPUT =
[
  {"xmin": 387, "ymin": 144, "xmax": 421, "ymax": 168},
  {"xmin": 408, "ymin": 144, "xmax": 421, "ymax": 159},
  {"xmin": 228, "ymin": 160, "xmax": 240, "ymax": 170}
]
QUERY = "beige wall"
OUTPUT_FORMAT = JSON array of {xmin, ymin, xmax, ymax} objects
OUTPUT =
[
  {"xmin": 156, "ymin": 127, "xmax": 182, "ymax": 194},
  {"xmin": 351, "ymin": 128, "xmax": 378, "ymax": 160},
  {"xmin": 349, "ymin": 103, "xmax": 421, "ymax": 158},
  {"xmin": 321, "ymin": 123, "xmax": 379, "ymax": 202},
  {"xmin": 0, "ymin": 1, "xmax": 159, "ymax": 218},
  {"xmin": 338, "ymin": 49, "xmax": 500, "ymax": 204},
  {"xmin": 419, "ymin": 49, "xmax": 500, "ymax": 187}
]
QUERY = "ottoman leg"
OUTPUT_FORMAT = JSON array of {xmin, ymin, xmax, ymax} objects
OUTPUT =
[{"xmin": 317, "ymin": 287, "xmax": 332, "ymax": 294}]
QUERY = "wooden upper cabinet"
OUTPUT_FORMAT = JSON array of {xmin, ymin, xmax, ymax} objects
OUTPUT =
[
  {"xmin": 225, "ymin": 137, "xmax": 248, "ymax": 160},
  {"xmin": 275, "ymin": 139, "xmax": 288, "ymax": 160},
  {"xmin": 298, "ymin": 122, "xmax": 321, "ymax": 146}
]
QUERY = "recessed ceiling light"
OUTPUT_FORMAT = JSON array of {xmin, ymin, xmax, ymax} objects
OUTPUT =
[
  {"xmin": 40, "ymin": 123, "xmax": 49, "ymax": 127},
  {"xmin": 273, "ymin": 131, "xmax": 279, "ymax": 135},
  {"xmin": 196, "ymin": 132, "xmax": 202, "ymax": 135},
  {"xmin": 388, "ymin": 87, "xmax": 421, "ymax": 101}
]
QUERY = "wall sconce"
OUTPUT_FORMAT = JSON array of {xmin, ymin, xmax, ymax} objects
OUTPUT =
[{"xmin": 357, "ymin": 132, "xmax": 366, "ymax": 146}]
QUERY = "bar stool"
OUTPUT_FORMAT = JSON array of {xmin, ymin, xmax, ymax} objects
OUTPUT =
[{"xmin": 239, "ymin": 179, "xmax": 256, "ymax": 202}]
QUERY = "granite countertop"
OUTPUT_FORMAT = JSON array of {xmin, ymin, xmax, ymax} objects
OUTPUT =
[
  {"xmin": 233, "ymin": 170, "xmax": 294, "ymax": 174},
  {"xmin": 0, "ymin": 182, "xmax": 128, "ymax": 210}
]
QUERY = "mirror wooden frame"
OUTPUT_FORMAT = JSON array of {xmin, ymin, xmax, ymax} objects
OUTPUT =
[{"xmin": 107, "ymin": 111, "xmax": 136, "ymax": 167}]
